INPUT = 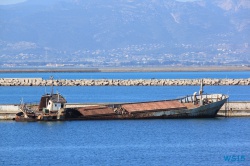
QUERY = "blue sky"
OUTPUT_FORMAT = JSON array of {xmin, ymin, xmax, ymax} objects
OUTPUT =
[
  {"xmin": 0, "ymin": 0, "xmax": 27, "ymax": 5},
  {"xmin": 176, "ymin": 0, "xmax": 199, "ymax": 1},
  {"xmin": 0, "ymin": 0, "xmax": 198, "ymax": 5}
]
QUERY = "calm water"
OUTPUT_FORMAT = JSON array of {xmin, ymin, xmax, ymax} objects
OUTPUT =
[
  {"xmin": 0, "ymin": 118, "xmax": 249, "ymax": 166},
  {"xmin": 0, "ymin": 71, "xmax": 249, "ymax": 104},
  {"xmin": 0, "ymin": 86, "xmax": 249, "ymax": 104},
  {"xmin": 0, "ymin": 71, "xmax": 249, "ymax": 79},
  {"xmin": 0, "ymin": 71, "xmax": 249, "ymax": 165}
]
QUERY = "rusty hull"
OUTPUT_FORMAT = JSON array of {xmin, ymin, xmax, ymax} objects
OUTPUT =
[
  {"xmin": 77, "ymin": 106, "xmax": 116, "ymax": 117},
  {"xmin": 16, "ymin": 94, "xmax": 229, "ymax": 121},
  {"xmin": 68, "ymin": 98, "xmax": 227, "ymax": 120},
  {"xmin": 121, "ymin": 100, "xmax": 187, "ymax": 113}
]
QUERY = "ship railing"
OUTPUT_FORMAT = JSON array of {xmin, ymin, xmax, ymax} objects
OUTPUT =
[
  {"xmin": 178, "ymin": 94, "xmax": 228, "ymax": 104},
  {"xmin": 20, "ymin": 102, "xmax": 40, "ymax": 113}
]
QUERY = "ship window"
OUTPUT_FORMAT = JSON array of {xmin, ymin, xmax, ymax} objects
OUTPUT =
[{"xmin": 55, "ymin": 104, "xmax": 57, "ymax": 107}]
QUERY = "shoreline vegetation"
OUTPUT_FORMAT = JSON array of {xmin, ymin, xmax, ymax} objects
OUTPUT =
[{"xmin": 0, "ymin": 66, "xmax": 250, "ymax": 73}]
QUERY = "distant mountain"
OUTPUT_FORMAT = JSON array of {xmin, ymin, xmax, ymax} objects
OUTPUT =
[{"xmin": 0, "ymin": 0, "xmax": 249, "ymax": 67}]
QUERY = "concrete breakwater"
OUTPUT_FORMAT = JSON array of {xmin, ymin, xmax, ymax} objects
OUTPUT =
[{"xmin": 0, "ymin": 78, "xmax": 250, "ymax": 86}]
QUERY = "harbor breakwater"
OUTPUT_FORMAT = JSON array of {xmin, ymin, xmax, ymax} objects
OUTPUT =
[{"xmin": 0, "ymin": 78, "xmax": 250, "ymax": 86}]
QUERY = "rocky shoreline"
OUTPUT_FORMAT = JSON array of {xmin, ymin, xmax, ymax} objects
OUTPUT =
[{"xmin": 0, "ymin": 78, "xmax": 249, "ymax": 86}]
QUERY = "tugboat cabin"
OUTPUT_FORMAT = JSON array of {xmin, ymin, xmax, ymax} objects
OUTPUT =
[{"xmin": 38, "ymin": 93, "xmax": 67, "ymax": 114}]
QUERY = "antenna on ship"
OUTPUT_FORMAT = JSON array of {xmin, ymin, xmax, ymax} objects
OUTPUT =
[
  {"xmin": 199, "ymin": 79, "xmax": 204, "ymax": 106},
  {"xmin": 57, "ymin": 90, "xmax": 60, "ymax": 102},
  {"xmin": 199, "ymin": 79, "xmax": 204, "ymax": 95},
  {"xmin": 20, "ymin": 97, "xmax": 23, "ymax": 105},
  {"xmin": 50, "ymin": 76, "xmax": 54, "ymax": 95}
]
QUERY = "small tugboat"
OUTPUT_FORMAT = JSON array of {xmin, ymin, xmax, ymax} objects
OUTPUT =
[
  {"xmin": 15, "ymin": 93, "xmax": 67, "ymax": 121},
  {"xmin": 15, "ymin": 80, "xmax": 229, "ymax": 121},
  {"xmin": 15, "ymin": 76, "xmax": 67, "ymax": 121}
]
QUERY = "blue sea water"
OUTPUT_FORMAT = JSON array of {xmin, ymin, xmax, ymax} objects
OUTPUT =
[
  {"xmin": 0, "ymin": 71, "xmax": 249, "ymax": 104},
  {"xmin": 0, "ymin": 71, "xmax": 249, "ymax": 79},
  {"xmin": 0, "ymin": 118, "xmax": 249, "ymax": 166},
  {"xmin": 0, "ymin": 85, "xmax": 249, "ymax": 104},
  {"xmin": 0, "ymin": 71, "xmax": 249, "ymax": 166}
]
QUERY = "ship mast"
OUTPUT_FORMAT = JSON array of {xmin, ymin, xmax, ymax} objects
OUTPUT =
[
  {"xmin": 50, "ymin": 76, "xmax": 54, "ymax": 95},
  {"xmin": 199, "ymin": 79, "xmax": 204, "ymax": 105},
  {"xmin": 199, "ymin": 79, "xmax": 203, "ymax": 95}
]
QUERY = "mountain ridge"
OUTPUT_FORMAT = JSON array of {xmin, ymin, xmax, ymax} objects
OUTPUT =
[{"xmin": 0, "ymin": 0, "xmax": 249, "ymax": 67}]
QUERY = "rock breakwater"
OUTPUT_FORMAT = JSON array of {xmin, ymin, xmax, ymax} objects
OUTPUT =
[{"xmin": 0, "ymin": 78, "xmax": 249, "ymax": 86}]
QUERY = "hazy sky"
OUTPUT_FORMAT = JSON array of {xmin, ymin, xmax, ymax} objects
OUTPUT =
[
  {"xmin": 0, "ymin": 0, "xmax": 27, "ymax": 5},
  {"xmin": 176, "ymin": 0, "xmax": 199, "ymax": 2},
  {"xmin": 0, "ymin": 0, "xmax": 198, "ymax": 5}
]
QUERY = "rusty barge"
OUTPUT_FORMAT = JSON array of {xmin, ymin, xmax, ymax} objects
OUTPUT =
[{"xmin": 15, "ymin": 81, "xmax": 229, "ymax": 121}]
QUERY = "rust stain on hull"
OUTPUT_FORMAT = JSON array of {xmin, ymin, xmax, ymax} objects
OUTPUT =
[
  {"xmin": 121, "ymin": 100, "xmax": 187, "ymax": 113},
  {"xmin": 77, "ymin": 106, "xmax": 116, "ymax": 117}
]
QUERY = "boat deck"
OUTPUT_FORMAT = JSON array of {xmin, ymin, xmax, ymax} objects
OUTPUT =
[
  {"xmin": 120, "ymin": 100, "xmax": 188, "ymax": 113},
  {"xmin": 182, "ymin": 102, "xmax": 199, "ymax": 109}
]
